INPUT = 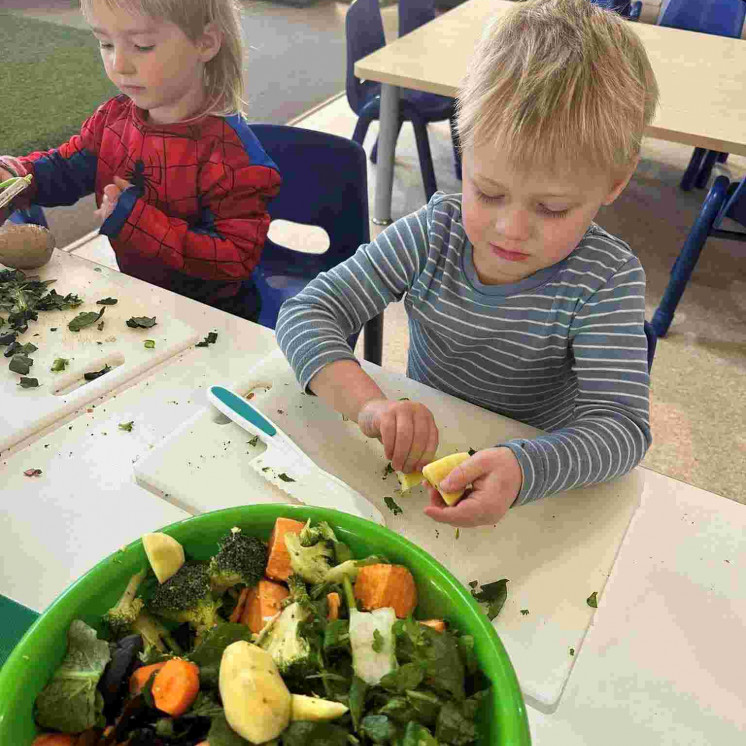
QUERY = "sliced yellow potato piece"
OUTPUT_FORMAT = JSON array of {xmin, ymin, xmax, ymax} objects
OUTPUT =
[
  {"xmin": 396, "ymin": 470, "xmax": 424, "ymax": 491},
  {"xmin": 220, "ymin": 641, "xmax": 291, "ymax": 743},
  {"xmin": 291, "ymin": 693, "xmax": 349, "ymax": 721},
  {"xmin": 142, "ymin": 532, "xmax": 185, "ymax": 584},
  {"xmin": 422, "ymin": 452, "xmax": 471, "ymax": 506}
]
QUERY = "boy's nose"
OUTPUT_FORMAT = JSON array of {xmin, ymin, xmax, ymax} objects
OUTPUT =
[
  {"xmin": 495, "ymin": 208, "xmax": 530, "ymax": 242},
  {"xmin": 111, "ymin": 50, "xmax": 136, "ymax": 75}
]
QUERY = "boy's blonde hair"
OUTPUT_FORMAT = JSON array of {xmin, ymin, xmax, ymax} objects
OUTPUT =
[
  {"xmin": 457, "ymin": 0, "xmax": 659, "ymax": 174},
  {"xmin": 81, "ymin": 0, "xmax": 246, "ymax": 119}
]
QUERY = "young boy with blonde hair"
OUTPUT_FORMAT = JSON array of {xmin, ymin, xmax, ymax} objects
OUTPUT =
[{"xmin": 277, "ymin": 0, "xmax": 659, "ymax": 527}]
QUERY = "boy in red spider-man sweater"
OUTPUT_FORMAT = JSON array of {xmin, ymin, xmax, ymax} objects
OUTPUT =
[{"xmin": 0, "ymin": 0, "xmax": 281, "ymax": 322}]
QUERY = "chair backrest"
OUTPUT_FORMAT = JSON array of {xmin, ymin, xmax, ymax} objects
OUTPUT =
[
  {"xmin": 658, "ymin": 0, "xmax": 746, "ymax": 37},
  {"xmin": 345, "ymin": 0, "xmax": 386, "ymax": 113},
  {"xmin": 8, "ymin": 205, "xmax": 47, "ymax": 228},
  {"xmin": 250, "ymin": 124, "xmax": 370, "ymax": 273},
  {"xmin": 398, "ymin": 0, "xmax": 436, "ymax": 39}
]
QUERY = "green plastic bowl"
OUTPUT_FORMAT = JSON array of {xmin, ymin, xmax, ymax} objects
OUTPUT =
[{"xmin": 0, "ymin": 505, "xmax": 531, "ymax": 745}]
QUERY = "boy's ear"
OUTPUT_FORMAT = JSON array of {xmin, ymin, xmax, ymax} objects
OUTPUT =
[
  {"xmin": 602, "ymin": 158, "xmax": 639, "ymax": 206},
  {"xmin": 197, "ymin": 22, "xmax": 222, "ymax": 63}
]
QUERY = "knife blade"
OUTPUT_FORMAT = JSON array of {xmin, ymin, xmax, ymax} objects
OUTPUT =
[{"xmin": 207, "ymin": 385, "xmax": 386, "ymax": 525}]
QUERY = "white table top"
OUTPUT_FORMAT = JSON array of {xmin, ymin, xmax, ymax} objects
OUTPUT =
[
  {"xmin": 355, "ymin": 0, "xmax": 746, "ymax": 155},
  {"xmin": 2, "ymin": 249, "xmax": 744, "ymax": 740}
]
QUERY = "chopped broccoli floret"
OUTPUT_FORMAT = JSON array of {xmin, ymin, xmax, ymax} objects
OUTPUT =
[
  {"xmin": 208, "ymin": 527, "xmax": 268, "ymax": 595},
  {"xmin": 102, "ymin": 568, "xmax": 182, "ymax": 655},
  {"xmin": 323, "ymin": 556, "xmax": 387, "ymax": 585},
  {"xmin": 255, "ymin": 600, "xmax": 315, "ymax": 681},
  {"xmin": 300, "ymin": 520, "xmax": 352, "ymax": 563},
  {"xmin": 103, "ymin": 568, "xmax": 147, "ymax": 637},
  {"xmin": 147, "ymin": 561, "xmax": 220, "ymax": 640},
  {"xmin": 286, "ymin": 529, "xmax": 335, "ymax": 585}
]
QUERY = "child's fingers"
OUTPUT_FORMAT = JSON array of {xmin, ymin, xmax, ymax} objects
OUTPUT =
[
  {"xmin": 423, "ymin": 494, "xmax": 488, "ymax": 528},
  {"xmin": 113, "ymin": 175, "xmax": 132, "ymax": 191}
]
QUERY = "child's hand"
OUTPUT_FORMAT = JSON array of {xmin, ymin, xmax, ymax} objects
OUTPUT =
[
  {"xmin": 95, "ymin": 176, "xmax": 132, "ymax": 221},
  {"xmin": 424, "ymin": 447, "xmax": 522, "ymax": 527},
  {"xmin": 357, "ymin": 398, "xmax": 439, "ymax": 474}
]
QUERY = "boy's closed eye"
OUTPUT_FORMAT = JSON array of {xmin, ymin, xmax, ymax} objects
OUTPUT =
[{"xmin": 474, "ymin": 188, "xmax": 572, "ymax": 218}]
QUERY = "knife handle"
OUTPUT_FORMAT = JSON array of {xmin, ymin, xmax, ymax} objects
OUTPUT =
[{"xmin": 208, "ymin": 385, "xmax": 277, "ymax": 438}]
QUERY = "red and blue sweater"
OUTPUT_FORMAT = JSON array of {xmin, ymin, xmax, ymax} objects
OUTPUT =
[{"xmin": 15, "ymin": 95, "xmax": 281, "ymax": 306}]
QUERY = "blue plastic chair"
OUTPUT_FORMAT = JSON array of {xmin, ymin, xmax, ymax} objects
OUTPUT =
[
  {"xmin": 346, "ymin": 0, "xmax": 457, "ymax": 201},
  {"xmin": 658, "ymin": 0, "xmax": 746, "ymax": 191},
  {"xmin": 590, "ymin": 0, "xmax": 642, "ymax": 20},
  {"xmin": 643, "ymin": 320, "xmax": 657, "ymax": 371},
  {"xmin": 250, "ymin": 124, "xmax": 383, "ymax": 365},
  {"xmin": 397, "ymin": 0, "xmax": 462, "ymax": 181},
  {"xmin": 651, "ymin": 174, "xmax": 746, "ymax": 336}
]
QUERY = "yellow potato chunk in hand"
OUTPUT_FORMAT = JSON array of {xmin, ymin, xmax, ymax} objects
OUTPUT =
[{"xmin": 422, "ymin": 452, "xmax": 471, "ymax": 506}]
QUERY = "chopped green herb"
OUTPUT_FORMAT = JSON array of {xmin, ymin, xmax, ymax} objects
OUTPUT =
[
  {"xmin": 471, "ymin": 579, "xmax": 508, "ymax": 621},
  {"xmin": 520, "ymin": 609, "xmax": 529, "ymax": 616},
  {"xmin": 68, "ymin": 307, "xmax": 105, "ymax": 332},
  {"xmin": 144, "ymin": 340, "xmax": 155, "ymax": 349},
  {"xmin": 468, "ymin": 580, "xmax": 478, "ymax": 589},
  {"xmin": 9, "ymin": 354, "xmax": 32, "ymax": 375},
  {"xmin": 455, "ymin": 528, "xmax": 460, "ymax": 540},
  {"xmin": 570, "ymin": 648, "xmax": 575, "ymax": 656},
  {"xmin": 195, "ymin": 331, "xmax": 218, "ymax": 347},
  {"xmin": 96, "ymin": 320, "xmax": 105, "ymax": 331},
  {"xmin": 18, "ymin": 377, "xmax": 39, "ymax": 388},
  {"xmin": 51, "ymin": 358, "xmax": 69, "ymax": 372},
  {"xmin": 118, "ymin": 421, "xmax": 134, "ymax": 432},
  {"xmin": 248, "ymin": 435, "xmax": 259, "ymax": 447},
  {"xmin": 383, "ymin": 462, "xmax": 395, "ymax": 476},
  {"xmin": 586, "ymin": 592, "xmax": 598, "ymax": 609},
  {"xmin": 467, "ymin": 448, "xmax": 477, "ymax": 456},
  {"xmin": 96, "ymin": 297, "xmax": 118, "ymax": 305},
  {"xmin": 126, "ymin": 316, "xmax": 157, "ymax": 329},
  {"xmin": 278, "ymin": 473, "xmax": 295, "ymax": 483},
  {"xmin": 384, "ymin": 496, "xmax": 403, "ymax": 516},
  {"xmin": 372, "ymin": 629, "xmax": 384, "ymax": 653},
  {"xmin": 84, "ymin": 364, "xmax": 112, "ymax": 381}
]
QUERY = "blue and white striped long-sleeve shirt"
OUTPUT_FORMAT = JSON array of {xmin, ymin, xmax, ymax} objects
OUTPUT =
[{"xmin": 276, "ymin": 192, "xmax": 651, "ymax": 505}]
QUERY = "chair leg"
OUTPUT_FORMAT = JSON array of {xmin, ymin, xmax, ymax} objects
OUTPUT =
[
  {"xmin": 694, "ymin": 150, "xmax": 720, "ymax": 190},
  {"xmin": 651, "ymin": 176, "xmax": 730, "ymax": 337},
  {"xmin": 352, "ymin": 115, "xmax": 374, "ymax": 150},
  {"xmin": 717, "ymin": 152, "xmax": 729, "ymax": 164},
  {"xmin": 409, "ymin": 115, "xmax": 437, "ymax": 201},
  {"xmin": 371, "ymin": 119, "xmax": 403, "ymax": 165},
  {"xmin": 449, "ymin": 115, "xmax": 462, "ymax": 181},
  {"xmin": 680, "ymin": 148, "xmax": 706, "ymax": 191},
  {"xmin": 363, "ymin": 314, "xmax": 384, "ymax": 366}
]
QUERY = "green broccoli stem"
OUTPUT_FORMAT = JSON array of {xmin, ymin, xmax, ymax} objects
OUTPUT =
[
  {"xmin": 117, "ymin": 568, "xmax": 147, "ymax": 610},
  {"xmin": 342, "ymin": 575, "xmax": 358, "ymax": 613}
]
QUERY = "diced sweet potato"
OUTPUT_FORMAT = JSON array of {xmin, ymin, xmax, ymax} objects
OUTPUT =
[
  {"xmin": 419, "ymin": 619, "xmax": 446, "ymax": 633},
  {"xmin": 229, "ymin": 587, "xmax": 251, "ymax": 623},
  {"xmin": 241, "ymin": 579, "xmax": 289, "ymax": 633},
  {"xmin": 327, "ymin": 592, "xmax": 341, "ymax": 621},
  {"xmin": 265, "ymin": 517, "xmax": 305, "ymax": 581},
  {"xmin": 354, "ymin": 564, "xmax": 418, "ymax": 619}
]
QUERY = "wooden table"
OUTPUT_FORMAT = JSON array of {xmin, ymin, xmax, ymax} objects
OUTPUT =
[{"xmin": 355, "ymin": 0, "xmax": 746, "ymax": 224}]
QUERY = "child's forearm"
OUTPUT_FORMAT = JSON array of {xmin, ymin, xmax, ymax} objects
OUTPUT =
[{"xmin": 308, "ymin": 359, "xmax": 387, "ymax": 423}]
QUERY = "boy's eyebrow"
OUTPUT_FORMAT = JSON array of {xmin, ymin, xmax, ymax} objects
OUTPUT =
[
  {"xmin": 90, "ymin": 26, "xmax": 154, "ymax": 36},
  {"xmin": 475, "ymin": 174, "xmax": 580, "ymax": 199}
]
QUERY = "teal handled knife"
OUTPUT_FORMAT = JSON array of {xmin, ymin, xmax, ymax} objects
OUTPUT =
[{"xmin": 207, "ymin": 385, "xmax": 385, "ymax": 525}]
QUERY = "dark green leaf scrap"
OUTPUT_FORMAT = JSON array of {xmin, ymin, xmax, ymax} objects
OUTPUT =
[
  {"xmin": 84, "ymin": 364, "xmax": 111, "ymax": 381},
  {"xmin": 18, "ymin": 376, "xmax": 39, "ymax": 388},
  {"xmin": 126, "ymin": 316, "xmax": 157, "ymax": 329},
  {"xmin": 96, "ymin": 297, "xmax": 118, "ymax": 305},
  {"xmin": 9, "ymin": 354, "xmax": 32, "ymax": 375},
  {"xmin": 195, "ymin": 331, "xmax": 219, "ymax": 347},
  {"xmin": 470, "ymin": 579, "xmax": 508, "ymax": 621},
  {"xmin": 68, "ymin": 306, "xmax": 105, "ymax": 332},
  {"xmin": 384, "ymin": 496, "xmax": 403, "ymax": 516},
  {"xmin": 587, "ymin": 592, "xmax": 598, "ymax": 608}
]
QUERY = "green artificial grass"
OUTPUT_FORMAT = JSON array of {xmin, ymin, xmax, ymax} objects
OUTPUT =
[{"xmin": 0, "ymin": 11, "xmax": 117, "ymax": 156}]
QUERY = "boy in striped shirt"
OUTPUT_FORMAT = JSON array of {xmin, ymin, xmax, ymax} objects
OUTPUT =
[{"xmin": 277, "ymin": 0, "xmax": 659, "ymax": 527}]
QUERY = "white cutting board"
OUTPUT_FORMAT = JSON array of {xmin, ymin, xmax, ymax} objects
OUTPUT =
[
  {"xmin": 134, "ymin": 349, "xmax": 644, "ymax": 710},
  {"xmin": 0, "ymin": 251, "xmax": 200, "ymax": 452}
]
